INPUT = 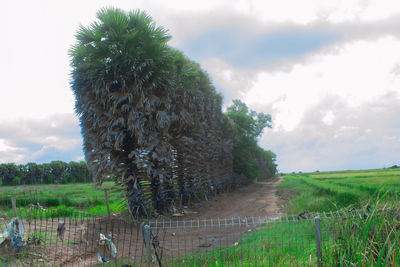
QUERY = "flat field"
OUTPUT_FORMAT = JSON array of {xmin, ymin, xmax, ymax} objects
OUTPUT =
[
  {"xmin": 279, "ymin": 168, "xmax": 400, "ymax": 213},
  {"xmin": 0, "ymin": 181, "xmax": 126, "ymax": 216}
]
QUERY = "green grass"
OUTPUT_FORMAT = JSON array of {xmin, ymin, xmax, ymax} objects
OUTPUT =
[
  {"xmin": 162, "ymin": 168, "xmax": 400, "ymax": 266},
  {"xmin": 169, "ymin": 219, "xmax": 319, "ymax": 266},
  {"xmin": 278, "ymin": 168, "xmax": 400, "ymax": 214},
  {"xmin": 1, "ymin": 168, "xmax": 399, "ymax": 266},
  {"xmin": 0, "ymin": 181, "xmax": 127, "ymax": 217}
]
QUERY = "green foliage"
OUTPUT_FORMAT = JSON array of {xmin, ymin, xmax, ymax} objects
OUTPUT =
[
  {"xmin": 12, "ymin": 176, "xmax": 21, "ymax": 185},
  {"xmin": 61, "ymin": 172, "xmax": 73, "ymax": 184},
  {"xmin": 169, "ymin": 48, "xmax": 219, "ymax": 99},
  {"xmin": 279, "ymin": 168, "xmax": 400, "ymax": 213},
  {"xmin": 224, "ymin": 100, "xmax": 276, "ymax": 179},
  {"xmin": 0, "ymin": 163, "xmax": 19, "ymax": 185},
  {"xmin": 0, "ymin": 161, "xmax": 92, "ymax": 186},
  {"xmin": 325, "ymin": 202, "xmax": 400, "ymax": 266},
  {"xmin": 168, "ymin": 202, "xmax": 399, "ymax": 266},
  {"xmin": 0, "ymin": 181, "xmax": 122, "ymax": 217},
  {"xmin": 70, "ymin": 7, "xmax": 171, "ymax": 107}
]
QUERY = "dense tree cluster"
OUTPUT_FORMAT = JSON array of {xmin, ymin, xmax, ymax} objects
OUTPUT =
[
  {"xmin": 0, "ymin": 161, "xmax": 92, "ymax": 186},
  {"xmin": 223, "ymin": 100, "xmax": 277, "ymax": 179},
  {"xmin": 70, "ymin": 8, "xmax": 276, "ymax": 217}
]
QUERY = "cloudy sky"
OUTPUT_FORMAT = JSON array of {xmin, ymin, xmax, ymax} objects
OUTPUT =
[{"xmin": 1, "ymin": 0, "xmax": 400, "ymax": 172}]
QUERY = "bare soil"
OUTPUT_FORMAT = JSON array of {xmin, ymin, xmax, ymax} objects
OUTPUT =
[
  {"xmin": 177, "ymin": 177, "xmax": 284, "ymax": 219},
  {"xmin": 70, "ymin": 177, "xmax": 285, "ymax": 266}
]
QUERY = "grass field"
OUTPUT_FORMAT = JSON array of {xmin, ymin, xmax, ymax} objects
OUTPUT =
[
  {"xmin": 278, "ymin": 168, "xmax": 400, "ymax": 214},
  {"xmin": 174, "ymin": 168, "xmax": 400, "ymax": 266},
  {"xmin": 0, "ymin": 181, "xmax": 127, "ymax": 217},
  {"xmin": 1, "ymin": 168, "xmax": 399, "ymax": 266}
]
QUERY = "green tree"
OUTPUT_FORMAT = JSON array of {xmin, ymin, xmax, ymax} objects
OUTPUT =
[
  {"xmin": 48, "ymin": 161, "xmax": 68, "ymax": 183},
  {"xmin": 68, "ymin": 161, "xmax": 92, "ymax": 182},
  {"xmin": 12, "ymin": 176, "xmax": 21, "ymax": 186},
  {"xmin": 0, "ymin": 163, "xmax": 20, "ymax": 185},
  {"xmin": 25, "ymin": 162, "xmax": 44, "ymax": 184},
  {"xmin": 224, "ymin": 100, "xmax": 276, "ymax": 179},
  {"xmin": 70, "ymin": 8, "xmax": 177, "ymax": 216}
]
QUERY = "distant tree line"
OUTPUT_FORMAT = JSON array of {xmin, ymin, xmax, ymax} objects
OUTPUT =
[{"xmin": 0, "ymin": 161, "xmax": 92, "ymax": 186}]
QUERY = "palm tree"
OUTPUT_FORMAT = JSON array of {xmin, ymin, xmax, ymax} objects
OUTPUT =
[
  {"xmin": 70, "ymin": 8, "xmax": 269, "ymax": 218},
  {"xmin": 70, "ymin": 8, "xmax": 172, "ymax": 217}
]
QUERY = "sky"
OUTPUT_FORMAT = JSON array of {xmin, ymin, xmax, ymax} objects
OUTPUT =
[{"xmin": 1, "ymin": 0, "xmax": 400, "ymax": 173}]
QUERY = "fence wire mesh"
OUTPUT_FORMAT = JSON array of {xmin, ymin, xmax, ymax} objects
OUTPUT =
[{"xmin": 0, "ymin": 194, "xmax": 395, "ymax": 266}]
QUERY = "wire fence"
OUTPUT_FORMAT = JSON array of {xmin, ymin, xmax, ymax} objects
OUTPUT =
[
  {"xmin": 0, "ymin": 194, "xmax": 396, "ymax": 266},
  {"xmin": 145, "ymin": 212, "xmax": 350, "ymax": 266},
  {"xmin": 0, "ymin": 194, "xmax": 149, "ymax": 266}
]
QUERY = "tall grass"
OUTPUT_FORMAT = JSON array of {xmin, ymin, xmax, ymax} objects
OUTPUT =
[
  {"xmin": 163, "ymin": 169, "xmax": 400, "ymax": 266},
  {"xmin": 158, "ymin": 203, "xmax": 399, "ymax": 266},
  {"xmin": 324, "ymin": 202, "xmax": 400, "ymax": 266},
  {"xmin": 278, "ymin": 169, "xmax": 400, "ymax": 214},
  {"xmin": 0, "ymin": 181, "xmax": 126, "ymax": 217}
]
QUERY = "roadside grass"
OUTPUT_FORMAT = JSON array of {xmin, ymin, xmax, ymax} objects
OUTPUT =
[
  {"xmin": 168, "ymin": 197, "xmax": 399, "ymax": 266},
  {"xmin": 278, "ymin": 168, "xmax": 400, "ymax": 214},
  {"xmin": 170, "ymin": 219, "xmax": 319, "ymax": 267},
  {"xmin": 0, "ymin": 181, "xmax": 127, "ymax": 217},
  {"xmin": 98, "ymin": 201, "xmax": 398, "ymax": 266}
]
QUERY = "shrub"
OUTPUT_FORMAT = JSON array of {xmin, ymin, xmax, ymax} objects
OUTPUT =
[{"xmin": 12, "ymin": 176, "xmax": 21, "ymax": 186}]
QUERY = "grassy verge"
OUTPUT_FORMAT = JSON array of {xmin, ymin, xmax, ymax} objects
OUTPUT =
[
  {"xmin": 0, "ymin": 181, "xmax": 127, "ymax": 217},
  {"xmin": 158, "ymin": 168, "xmax": 400, "ymax": 266},
  {"xmin": 278, "ymin": 168, "xmax": 400, "ymax": 214},
  {"xmin": 164, "ymin": 203, "xmax": 399, "ymax": 266}
]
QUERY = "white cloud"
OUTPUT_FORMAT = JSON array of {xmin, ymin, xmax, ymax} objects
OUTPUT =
[
  {"xmin": 0, "ymin": 113, "xmax": 82, "ymax": 163},
  {"xmin": 322, "ymin": 110, "xmax": 334, "ymax": 125},
  {"xmin": 0, "ymin": 139, "xmax": 27, "ymax": 163},
  {"xmin": 75, "ymin": 155, "xmax": 85, "ymax": 162},
  {"xmin": 1, "ymin": 0, "xmax": 400, "ymax": 172},
  {"xmin": 244, "ymin": 36, "xmax": 400, "ymax": 131},
  {"xmin": 200, "ymin": 58, "xmax": 259, "ymax": 107},
  {"xmin": 260, "ymin": 92, "xmax": 400, "ymax": 172}
]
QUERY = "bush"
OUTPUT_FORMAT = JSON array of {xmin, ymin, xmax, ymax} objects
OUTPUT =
[
  {"xmin": 12, "ymin": 176, "xmax": 21, "ymax": 185},
  {"xmin": 41, "ymin": 197, "xmax": 60, "ymax": 207}
]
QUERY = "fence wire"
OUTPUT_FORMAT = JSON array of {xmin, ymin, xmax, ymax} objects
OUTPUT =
[{"xmin": 0, "ymin": 194, "xmax": 394, "ymax": 266}]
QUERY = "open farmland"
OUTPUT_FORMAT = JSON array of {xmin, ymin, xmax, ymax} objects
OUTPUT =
[
  {"xmin": 1, "ymin": 171, "xmax": 399, "ymax": 266},
  {"xmin": 0, "ymin": 181, "xmax": 126, "ymax": 217},
  {"xmin": 279, "ymin": 168, "xmax": 400, "ymax": 213}
]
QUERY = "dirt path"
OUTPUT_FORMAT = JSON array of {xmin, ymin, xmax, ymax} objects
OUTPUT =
[
  {"xmin": 62, "ymin": 177, "xmax": 284, "ymax": 266},
  {"xmin": 179, "ymin": 177, "xmax": 284, "ymax": 219}
]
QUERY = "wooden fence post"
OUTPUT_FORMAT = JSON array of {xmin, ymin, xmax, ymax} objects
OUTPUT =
[
  {"xmin": 104, "ymin": 189, "xmax": 111, "ymax": 219},
  {"xmin": 11, "ymin": 197, "xmax": 20, "ymax": 234},
  {"xmin": 104, "ymin": 189, "xmax": 118, "ymax": 267},
  {"xmin": 142, "ymin": 223, "xmax": 152, "ymax": 267},
  {"xmin": 314, "ymin": 216, "xmax": 322, "ymax": 267}
]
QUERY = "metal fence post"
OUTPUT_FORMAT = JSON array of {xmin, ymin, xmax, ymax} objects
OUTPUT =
[
  {"xmin": 314, "ymin": 216, "xmax": 322, "ymax": 267},
  {"xmin": 142, "ymin": 223, "xmax": 152, "ymax": 267}
]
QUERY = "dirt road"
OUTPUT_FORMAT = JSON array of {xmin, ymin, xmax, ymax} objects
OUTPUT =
[
  {"xmin": 179, "ymin": 177, "xmax": 284, "ymax": 219},
  {"xmin": 64, "ymin": 177, "xmax": 284, "ymax": 266}
]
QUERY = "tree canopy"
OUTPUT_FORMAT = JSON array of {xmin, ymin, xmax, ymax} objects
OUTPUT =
[
  {"xmin": 0, "ymin": 161, "xmax": 92, "ymax": 186},
  {"xmin": 224, "ymin": 100, "xmax": 276, "ymax": 179}
]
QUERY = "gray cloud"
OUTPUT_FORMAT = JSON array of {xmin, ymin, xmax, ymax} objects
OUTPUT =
[
  {"xmin": 200, "ymin": 58, "xmax": 259, "ymax": 107},
  {"xmin": 0, "ymin": 113, "xmax": 83, "ymax": 163},
  {"xmin": 165, "ymin": 9, "xmax": 400, "ymax": 73},
  {"xmin": 259, "ymin": 91, "xmax": 400, "ymax": 172}
]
